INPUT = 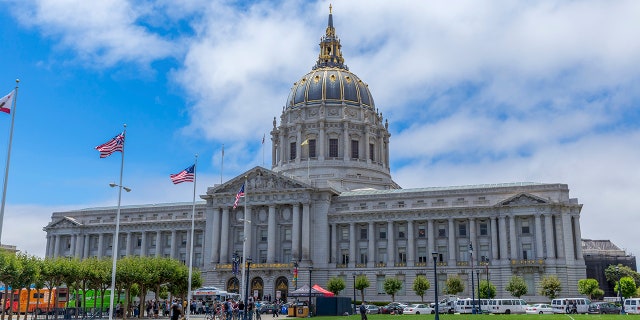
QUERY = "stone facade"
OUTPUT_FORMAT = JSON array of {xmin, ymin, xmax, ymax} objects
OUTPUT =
[{"xmin": 43, "ymin": 9, "xmax": 587, "ymax": 303}]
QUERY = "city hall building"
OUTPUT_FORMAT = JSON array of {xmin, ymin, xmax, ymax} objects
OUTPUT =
[{"xmin": 44, "ymin": 10, "xmax": 586, "ymax": 303}]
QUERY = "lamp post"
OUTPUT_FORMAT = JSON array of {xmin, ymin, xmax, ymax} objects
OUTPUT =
[
  {"xmin": 293, "ymin": 261, "xmax": 299, "ymax": 290},
  {"xmin": 308, "ymin": 267, "xmax": 313, "ymax": 318},
  {"xmin": 476, "ymin": 269, "xmax": 481, "ymax": 313},
  {"xmin": 432, "ymin": 252, "xmax": 440, "ymax": 320},
  {"xmin": 469, "ymin": 244, "xmax": 475, "ymax": 314},
  {"xmin": 617, "ymin": 266, "xmax": 625, "ymax": 314},
  {"xmin": 352, "ymin": 273, "xmax": 356, "ymax": 315},
  {"xmin": 483, "ymin": 257, "xmax": 489, "ymax": 296},
  {"xmin": 244, "ymin": 257, "xmax": 252, "ymax": 320}
]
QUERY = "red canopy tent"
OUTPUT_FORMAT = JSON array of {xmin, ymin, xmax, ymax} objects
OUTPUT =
[{"xmin": 312, "ymin": 284, "xmax": 335, "ymax": 297}]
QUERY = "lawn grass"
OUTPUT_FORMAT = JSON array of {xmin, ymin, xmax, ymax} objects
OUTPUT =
[{"xmin": 309, "ymin": 313, "xmax": 628, "ymax": 320}]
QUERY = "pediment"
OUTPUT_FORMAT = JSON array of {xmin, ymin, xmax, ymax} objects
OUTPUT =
[
  {"xmin": 206, "ymin": 166, "xmax": 312, "ymax": 196},
  {"xmin": 499, "ymin": 193, "xmax": 549, "ymax": 206},
  {"xmin": 44, "ymin": 216, "xmax": 82, "ymax": 230}
]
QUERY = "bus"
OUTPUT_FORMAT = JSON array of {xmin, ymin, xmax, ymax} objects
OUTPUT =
[
  {"xmin": 67, "ymin": 289, "xmax": 125, "ymax": 314},
  {"xmin": 4, "ymin": 287, "xmax": 68, "ymax": 314}
]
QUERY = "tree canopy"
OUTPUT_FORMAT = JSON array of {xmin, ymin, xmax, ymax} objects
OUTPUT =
[{"xmin": 505, "ymin": 276, "xmax": 527, "ymax": 298}]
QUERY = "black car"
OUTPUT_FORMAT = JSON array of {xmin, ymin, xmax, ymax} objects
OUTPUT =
[
  {"xmin": 588, "ymin": 302, "xmax": 621, "ymax": 314},
  {"xmin": 380, "ymin": 302, "xmax": 406, "ymax": 314},
  {"xmin": 259, "ymin": 304, "xmax": 279, "ymax": 314}
]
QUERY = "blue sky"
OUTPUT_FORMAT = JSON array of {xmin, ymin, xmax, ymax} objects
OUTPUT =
[{"xmin": 1, "ymin": 0, "xmax": 640, "ymax": 259}]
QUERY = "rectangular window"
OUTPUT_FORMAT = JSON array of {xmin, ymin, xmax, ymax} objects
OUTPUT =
[
  {"xmin": 284, "ymin": 228, "xmax": 292, "ymax": 241},
  {"xmin": 398, "ymin": 225, "xmax": 406, "ymax": 239},
  {"xmin": 417, "ymin": 247, "xmax": 427, "ymax": 263},
  {"xmin": 360, "ymin": 227, "xmax": 368, "ymax": 240},
  {"xmin": 480, "ymin": 222, "xmax": 488, "ymax": 236},
  {"xmin": 290, "ymin": 142, "xmax": 296, "ymax": 160},
  {"xmin": 398, "ymin": 247, "xmax": 407, "ymax": 263},
  {"xmin": 309, "ymin": 139, "xmax": 316, "ymax": 158},
  {"xmin": 137, "ymin": 237, "xmax": 142, "ymax": 248},
  {"xmin": 341, "ymin": 227, "xmax": 349, "ymax": 241},
  {"xmin": 437, "ymin": 245, "xmax": 447, "ymax": 262},
  {"xmin": 418, "ymin": 225, "xmax": 426, "ymax": 238},
  {"xmin": 195, "ymin": 233, "xmax": 203, "ymax": 246},
  {"xmin": 341, "ymin": 249, "xmax": 349, "ymax": 264},
  {"xmin": 260, "ymin": 229, "xmax": 268, "ymax": 242},
  {"xmin": 351, "ymin": 140, "xmax": 359, "ymax": 159},
  {"xmin": 329, "ymin": 139, "xmax": 339, "ymax": 157},
  {"xmin": 259, "ymin": 250, "xmax": 267, "ymax": 263},
  {"xmin": 438, "ymin": 225, "xmax": 446, "ymax": 237},
  {"xmin": 522, "ymin": 243, "xmax": 532, "ymax": 260},
  {"xmin": 378, "ymin": 248, "xmax": 387, "ymax": 263},
  {"xmin": 480, "ymin": 244, "xmax": 490, "ymax": 262},
  {"xmin": 459, "ymin": 244, "xmax": 468, "ymax": 261},
  {"xmin": 283, "ymin": 249, "xmax": 291, "ymax": 264},
  {"xmin": 377, "ymin": 275, "xmax": 386, "ymax": 294},
  {"xmin": 369, "ymin": 143, "xmax": 374, "ymax": 161},
  {"xmin": 379, "ymin": 228, "xmax": 386, "ymax": 239},
  {"xmin": 359, "ymin": 248, "xmax": 368, "ymax": 264},
  {"xmin": 459, "ymin": 223, "xmax": 467, "ymax": 237},
  {"xmin": 521, "ymin": 221, "xmax": 530, "ymax": 234}
]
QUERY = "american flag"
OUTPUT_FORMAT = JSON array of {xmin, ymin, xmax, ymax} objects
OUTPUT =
[
  {"xmin": 95, "ymin": 132, "xmax": 125, "ymax": 158},
  {"xmin": 170, "ymin": 164, "xmax": 195, "ymax": 184},
  {"xmin": 233, "ymin": 183, "xmax": 245, "ymax": 209}
]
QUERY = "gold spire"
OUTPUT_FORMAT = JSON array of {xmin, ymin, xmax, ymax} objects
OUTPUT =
[{"xmin": 329, "ymin": 4, "xmax": 332, "ymax": 14}]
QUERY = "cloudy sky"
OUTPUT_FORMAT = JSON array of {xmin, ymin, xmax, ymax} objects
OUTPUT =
[{"xmin": 1, "ymin": 0, "xmax": 639, "ymax": 259}]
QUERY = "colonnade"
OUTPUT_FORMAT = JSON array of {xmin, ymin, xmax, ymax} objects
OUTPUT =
[
  {"xmin": 331, "ymin": 213, "xmax": 583, "ymax": 268},
  {"xmin": 45, "ymin": 228, "xmax": 203, "ymax": 267},
  {"xmin": 206, "ymin": 202, "xmax": 312, "ymax": 265}
]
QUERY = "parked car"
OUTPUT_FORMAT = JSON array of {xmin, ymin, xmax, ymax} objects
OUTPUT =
[
  {"xmin": 403, "ymin": 304, "xmax": 434, "ymax": 315},
  {"xmin": 380, "ymin": 302, "xmax": 407, "ymax": 314},
  {"xmin": 525, "ymin": 304, "xmax": 553, "ymax": 314},
  {"xmin": 259, "ymin": 304, "xmax": 278, "ymax": 314},
  {"xmin": 588, "ymin": 302, "xmax": 621, "ymax": 314},
  {"xmin": 364, "ymin": 305, "xmax": 380, "ymax": 314}
]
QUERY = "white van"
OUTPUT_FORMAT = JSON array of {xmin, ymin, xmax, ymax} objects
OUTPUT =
[
  {"xmin": 488, "ymin": 299, "xmax": 527, "ymax": 314},
  {"xmin": 551, "ymin": 298, "xmax": 590, "ymax": 314},
  {"xmin": 454, "ymin": 298, "xmax": 489, "ymax": 314},
  {"xmin": 624, "ymin": 298, "xmax": 640, "ymax": 314}
]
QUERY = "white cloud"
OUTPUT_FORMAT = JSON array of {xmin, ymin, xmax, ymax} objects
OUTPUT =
[{"xmin": 5, "ymin": 0, "xmax": 640, "ymax": 259}]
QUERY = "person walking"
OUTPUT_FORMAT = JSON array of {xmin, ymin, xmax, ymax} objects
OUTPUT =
[
  {"xmin": 171, "ymin": 300, "xmax": 182, "ymax": 320},
  {"xmin": 359, "ymin": 302, "xmax": 368, "ymax": 320}
]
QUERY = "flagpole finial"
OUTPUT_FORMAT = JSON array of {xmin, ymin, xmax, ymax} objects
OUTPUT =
[
  {"xmin": 15, "ymin": 79, "xmax": 20, "ymax": 84},
  {"xmin": 123, "ymin": 123, "xmax": 127, "ymax": 128}
]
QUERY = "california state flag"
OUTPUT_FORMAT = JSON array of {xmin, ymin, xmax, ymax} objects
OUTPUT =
[{"xmin": 0, "ymin": 89, "xmax": 15, "ymax": 114}]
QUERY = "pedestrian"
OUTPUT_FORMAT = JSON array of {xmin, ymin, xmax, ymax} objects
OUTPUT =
[
  {"xmin": 171, "ymin": 300, "xmax": 182, "ymax": 320},
  {"xmin": 359, "ymin": 302, "xmax": 367, "ymax": 320}
]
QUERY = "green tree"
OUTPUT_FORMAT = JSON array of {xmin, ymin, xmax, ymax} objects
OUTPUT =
[
  {"xmin": 354, "ymin": 275, "xmax": 370, "ymax": 302},
  {"xmin": 614, "ymin": 276, "xmax": 637, "ymax": 299},
  {"xmin": 539, "ymin": 275, "xmax": 562, "ymax": 300},
  {"xmin": 326, "ymin": 277, "xmax": 345, "ymax": 295},
  {"xmin": 383, "ymin": 277, "xmax": 403, "ymax": 302},
  {"xmin": 605, "ymin": 264, "xmax": 640, "ymax": 287},
  {"xmin": 505, "ymin": 276, "xmax": 527, "ymax": 298},
  {"xmin": 412, "ymin": 275, "xmax": 430, "ymax": 302},
  {"xmin": 444, "ymin": 276, "xmax": 464, "ymax": 295},
  {"xmin": 478, "ymin": 280, "xmax": 496, "ymax": 299},
  {"xmin": 16, "ymin": 253, "xmax": 40, "ymax": 320},
  {"xmin": 0, "ymin": 251, "xmax": 23, "ymax": 320},
  {"xmin": 577, "ymin": 278, "xmax": 600, "ymax": 299}
]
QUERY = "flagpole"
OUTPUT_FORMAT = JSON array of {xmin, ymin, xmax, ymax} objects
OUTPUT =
[
  {"xmin": 186, "ymin": 154, "xmax": 198, "ymax": 320},
  {"xmin": 0, "ymin": 79, "xmax": 19, "ymax": 245},
  {"xmin": 262, "ymin": 134, "xmax": 265, "ymax": 167},
  {"xmin": 221, "ymin": 145, "xmax": 224, "ymax": 185},
  {"xmin": 108, "ymin": 124, "xmax": 126, "ymax": 320},
  {"xmin": 241, "ymin": 176, "xmax": 248, "ymax": 303}
]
